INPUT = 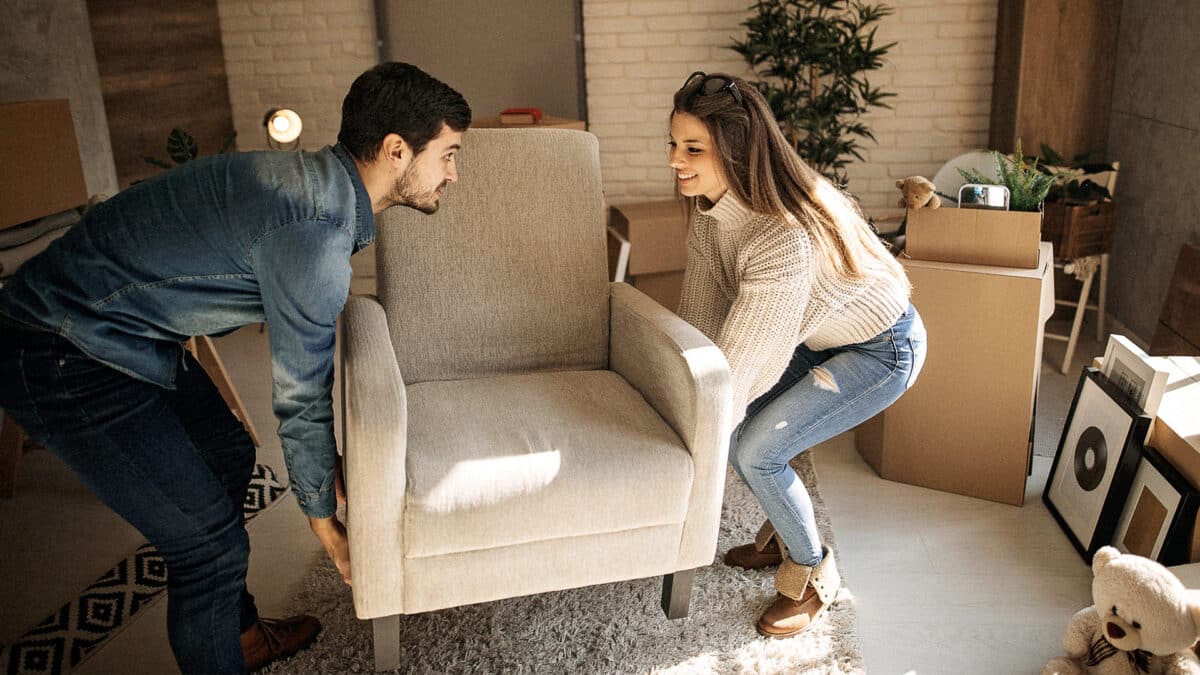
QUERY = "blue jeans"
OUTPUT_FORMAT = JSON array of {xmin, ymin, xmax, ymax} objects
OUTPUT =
[
  {"xmin": 0, "ymin": 320, "xmax": 258, "ymax": 674},
  {"xmin": 729, "ymin": 304, "xmax": 927, "ymax": 566}
]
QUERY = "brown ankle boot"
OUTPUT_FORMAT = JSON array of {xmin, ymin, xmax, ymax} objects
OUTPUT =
[
  {"xmin": 724, "ymin": 539, "xmax": 784, "ymax": 569},
  {"xmin": 756, "ymin": 546, "xmax": 839, "ymax": 639},
  {"xmin": 241, "ymin": 615, "xmax": 322, "ymax": 672},
  {"xmin": 724, "ymin": 520, "xmax": 786, "ymax": 569}
]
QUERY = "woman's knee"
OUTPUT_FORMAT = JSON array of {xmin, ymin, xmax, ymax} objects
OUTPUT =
[{"xmin": 729, "ymin": 433, "xmax": 790, "ymax": 476}]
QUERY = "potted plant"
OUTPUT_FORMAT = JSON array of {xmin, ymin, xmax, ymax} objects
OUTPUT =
[
  {"xmin": 1033, "ymin": 143, "xmax": 1118, "ymax": 259},
  {"xmin": 731, "ymin": 0, "xmax": 895, "ymax": 187},
  {"xmin": 144, "ymin": 128, "xmax": 236, "ymax": 170},
  {"xmin": 955, "ymin": 140, "xmax": 1055, "ymax": 213}
]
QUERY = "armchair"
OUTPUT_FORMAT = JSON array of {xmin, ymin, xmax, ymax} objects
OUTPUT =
[{"xmin": 340, "ymin": 128, "xmax": 732, "ymax": 671}]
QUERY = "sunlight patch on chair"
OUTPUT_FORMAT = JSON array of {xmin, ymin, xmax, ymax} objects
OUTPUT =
[
  {"xmin": 422, "ymin": 450, "xmax": 562, "ymax": 513},
  {"xmin": 682, "ymin": 344, "xmax": 729, "ymax": 374}
]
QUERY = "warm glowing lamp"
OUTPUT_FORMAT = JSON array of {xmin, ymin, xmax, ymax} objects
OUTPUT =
[{"xmin": 262, "ymin": 108, "xmax": 302, "ymax": 149}]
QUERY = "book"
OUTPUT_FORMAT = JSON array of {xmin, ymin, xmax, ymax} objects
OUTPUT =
[{"xmin": 499, "ymin": 107, "xmax": 543, "ymax": 125}]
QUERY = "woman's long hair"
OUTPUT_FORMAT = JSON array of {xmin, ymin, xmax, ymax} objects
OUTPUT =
[{"xmin": 673, "ymin": 73, "xmax": 907, "ymax": 288}]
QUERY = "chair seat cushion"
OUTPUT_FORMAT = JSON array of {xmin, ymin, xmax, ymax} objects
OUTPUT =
[{"xmin": 403, "ymin": 370, "xmax": 694, "ymax": 558}]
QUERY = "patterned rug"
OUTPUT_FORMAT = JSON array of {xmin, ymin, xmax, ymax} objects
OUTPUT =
[
  {"xmin": 268, "ymin": 452, "xmax": 864, "ymax": 674},
  {"xmin": 1, "ymin": 464, "xmax": 288, "ymax": 675}
]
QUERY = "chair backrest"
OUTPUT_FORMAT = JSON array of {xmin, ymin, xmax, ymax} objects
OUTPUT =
[{"xmin": 374, "ymin": 128, "xmax": 610, "ymax": 384}]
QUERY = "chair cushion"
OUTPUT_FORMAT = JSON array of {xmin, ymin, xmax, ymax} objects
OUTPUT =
[{"xmin": 403, "ymin": 370, "xmax": 694, "ymax": 558}]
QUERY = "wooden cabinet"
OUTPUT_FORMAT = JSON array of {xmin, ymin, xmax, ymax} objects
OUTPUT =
[{"xmin": 989, "ymin": 0, "xmax": 1123, "ymax": 159}]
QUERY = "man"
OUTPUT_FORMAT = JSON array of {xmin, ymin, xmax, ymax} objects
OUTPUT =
[{"xmin": 0, "ymin": 62, "xmax": 469, "ymax": 673}]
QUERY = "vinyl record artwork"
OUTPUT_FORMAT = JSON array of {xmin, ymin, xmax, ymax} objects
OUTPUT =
[{"xmin": 1044, "ymin": 368, "xmax": 1152, "ymax": 561}]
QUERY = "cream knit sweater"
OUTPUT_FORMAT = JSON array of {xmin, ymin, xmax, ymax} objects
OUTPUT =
[{"xmin": 677, "ymin": 194, "xmax": 910, "ymax": 419}]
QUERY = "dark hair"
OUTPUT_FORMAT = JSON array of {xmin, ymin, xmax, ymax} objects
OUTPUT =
[
  {"xmin": 672, "ymin": 73, "xmax": 905, "ymax": 286},
  {"xmin": 338, "ymin": 62, "xmax": 471, "ymax": 161}
]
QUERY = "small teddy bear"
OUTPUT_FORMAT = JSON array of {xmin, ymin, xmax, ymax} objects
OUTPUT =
[
  {"xmin": 895, "ymin": 176, "xmax": 942, "ymax": 210},
  {"xmin": 1043, "ymin": 546, "xmax": 1200, "ymax": 675}
]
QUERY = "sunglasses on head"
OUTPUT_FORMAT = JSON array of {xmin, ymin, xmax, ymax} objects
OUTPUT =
[{"xmin": 682, "ymin": 71, "xmax": 744, "ymax": 107}]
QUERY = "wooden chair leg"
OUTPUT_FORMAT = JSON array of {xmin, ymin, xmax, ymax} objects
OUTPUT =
[
  {"xmin": 1, "ymin": 413, "xmax": 28, "ymax": 499},
  {"xmin": 661, "ymin": 568, "xmax": 696, "ymax": 619},
  {"xmin": 1061, "ymin": 266, "xmax": 1096, "ymax": 376},
  {"xmin": 1096, "ymin": 253, "xmax": 1109, "ymax": 343},
  {"xmin": 372, "ymin": 615, "xmax": 401, "ymax": 672},
  {"xmin": 185, "ymin": 336, "xmax": 261, "ymax": 447}
]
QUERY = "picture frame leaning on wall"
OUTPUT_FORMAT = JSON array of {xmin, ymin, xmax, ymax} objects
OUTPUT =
[
  {"xmin": 1111, "ymin": 444, "xmax": 1200, "ymax": 566},
  {"xmin": 1044, "ymin": 367, "xmax": 1153, "ymax": 562}
]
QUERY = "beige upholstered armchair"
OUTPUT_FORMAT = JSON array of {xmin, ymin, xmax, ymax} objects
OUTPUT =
[{"xmin": 339, "ymin": 128, "xmax": 732, "ymax": 671}]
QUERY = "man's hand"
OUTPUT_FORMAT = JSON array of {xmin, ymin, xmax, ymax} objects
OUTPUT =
[{"xmin": 309, "ymin": 515, "xmax": 351, "ymax": 585}]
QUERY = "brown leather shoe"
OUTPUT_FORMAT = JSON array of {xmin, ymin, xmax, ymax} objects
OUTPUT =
[
  {"xmin": 723, "ymin": 538, "xmax": 784, "ymax": 569},
  {"xmin": 755, "ymin": 587, "xmax": 830, "ymax": 638},
  {"xmin": 241, "ymin": 615, "xmax": 322, "ymax": 672}
]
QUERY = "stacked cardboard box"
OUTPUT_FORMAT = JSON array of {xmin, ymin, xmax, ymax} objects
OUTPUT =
[
  {"xmin": 607, "ymin": 201, "xmax": 689, "ymax": 311},
  {"xmin": 856, "ymin": 205, "xmax": 1053, "ymax": 506}
]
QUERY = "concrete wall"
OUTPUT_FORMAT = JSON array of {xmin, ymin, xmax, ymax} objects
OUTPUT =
[
  {"xmin": 582, "ymin": 0, "xmax": 999, "ymax": 214},
  {"xmin": 0, "ymin": 0, "xmax": 118, "ymax": 199},
  {"xmin": 1105, "ymin": 2, "xmax": 1200, "ymax": 341}
]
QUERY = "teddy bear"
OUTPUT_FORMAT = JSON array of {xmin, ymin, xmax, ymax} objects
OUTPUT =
[
  {"xmin": 1043, "ymin": 546, "xmax": 1200, "ymax": 675},
  {"xmin": 895, "ymin": 176, "xmax": 941, "ymax": 210}
]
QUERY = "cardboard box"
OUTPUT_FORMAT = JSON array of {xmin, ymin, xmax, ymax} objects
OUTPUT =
[
  {"xmin": 471, "ymin": 115, "xmax": 586, "ymax": 131},
  {"xmin": 608, "ymin": 201, "xmax": 689, "ymax": 310},
  {"xmin": 1147, "ymin": 357, "xmax": 1200, "ymax": 486},
  {"xmin": 0, "ymin": 100, "xmax": 88, "ymax": 229},
  {"xmin": 630, "ymin": 271, "xmax": 684, "ymax": 311},
  {"xmin": 855, "ymin": 242, "xmax": 1055, "ymax": 505},
  {"xmin": 905, "ymin": 206, "xmax": 1043, "ymax": 269}
]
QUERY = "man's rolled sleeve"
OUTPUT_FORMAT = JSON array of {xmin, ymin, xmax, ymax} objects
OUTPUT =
[{"xmin": 252, "ymin": 218, "xmax": 353, "ymax": 519}]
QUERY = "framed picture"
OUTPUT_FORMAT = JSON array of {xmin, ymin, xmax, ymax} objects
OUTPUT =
[
  {"xmin": 1044, "ymin": 367, "xmax": 1153, "ymax": 562},
  {"xmin": 1101, "ymin": 335, "xmax": 1169, "ymax": 417},
  {"xmin": 1111, "ymin": 445, "xmax": 1200, "ymax": 566}
]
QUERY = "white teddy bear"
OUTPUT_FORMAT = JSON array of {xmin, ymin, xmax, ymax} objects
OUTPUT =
[{"xmin": 1044, "ymin": 546, "xmax": 1200, "ymax": 675}]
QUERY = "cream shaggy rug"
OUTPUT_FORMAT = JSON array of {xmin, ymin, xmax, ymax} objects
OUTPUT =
[{"xmin": 268, "ymin": 453, "xmax": 863, "ymax": 674}]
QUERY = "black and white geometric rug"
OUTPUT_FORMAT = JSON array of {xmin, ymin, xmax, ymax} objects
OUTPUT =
[{"xmin": 1, "ymin": 464, "xmax": 287, "ymax": 675}]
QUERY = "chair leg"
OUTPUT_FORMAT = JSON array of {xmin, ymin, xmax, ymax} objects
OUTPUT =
[
  {"xmin": 661, "ymin": 568, "xmax": 696, "ymax": 620},
  {"xmin": 372, "ymin": 614, "xmax": 401, "ymax": 672},
  {"xmin": 1061, "ymin": 267, "xmax": 1096, "ymax": 376},
  {"xmin": 1096, "ymin": 253, "xmax": 1109, "ymax": 343}
]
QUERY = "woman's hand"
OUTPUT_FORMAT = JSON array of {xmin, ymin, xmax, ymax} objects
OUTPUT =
[{"xmin": 309, "ymin": 515, "xmax": 351, "ymax": 585}]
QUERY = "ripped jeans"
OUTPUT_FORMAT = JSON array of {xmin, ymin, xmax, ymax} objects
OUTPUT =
[{"xmin": 729, "ymin": 303, "xmax": 926, "ymax": 566}]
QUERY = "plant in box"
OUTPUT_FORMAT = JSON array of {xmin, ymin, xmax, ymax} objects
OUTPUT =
[
  {"xmin": 956, "ymin": 139, "xmax": 1055, "ymax": 213},
  {"xmin": 905, "ymin": 140, "xmax": 1050, "ymax": 268}
]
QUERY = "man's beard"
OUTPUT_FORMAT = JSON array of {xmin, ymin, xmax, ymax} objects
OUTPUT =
[{"xmin": 388, "ymin": 162, "xmax": 446, "ymax": 215}]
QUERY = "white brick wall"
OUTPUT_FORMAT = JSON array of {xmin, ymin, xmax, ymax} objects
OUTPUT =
[
  {"xmin": 584, "ymin": 0, "xmax": 998, "ymax": 217},
  {"xmin": 214, "ymin": 0, "xmax": 996, "ymax": 217},
  {"xmin": 216, "ymin": 0, "xmax": 378, "ymax": 151}
]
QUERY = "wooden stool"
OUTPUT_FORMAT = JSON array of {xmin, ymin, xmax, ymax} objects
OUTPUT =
[{"xmin": 0, "ymin": 335, "xmax": 260, "ymax": 498}]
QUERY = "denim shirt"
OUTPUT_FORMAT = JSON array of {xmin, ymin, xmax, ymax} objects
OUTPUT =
[{"xmin": 0, "ymin": 144, "xmax": 375, "ymax": 519}]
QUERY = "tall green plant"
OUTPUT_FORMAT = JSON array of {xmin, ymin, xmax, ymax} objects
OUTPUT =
[{"xmin": 731, "ymin": 0, "xmax": 896, "ymax": 186}]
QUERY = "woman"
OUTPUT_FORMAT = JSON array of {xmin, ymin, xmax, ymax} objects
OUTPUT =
[{"xmin": 668, "ymin": 71, "xmax": 927, "ymax": 638}]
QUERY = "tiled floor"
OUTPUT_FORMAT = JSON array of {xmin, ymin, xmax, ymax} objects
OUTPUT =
[{"xmin": 0, "ymin": 312, "xmax": 1111, "ymax": 674}]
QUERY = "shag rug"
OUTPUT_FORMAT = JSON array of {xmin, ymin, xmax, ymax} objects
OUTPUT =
[{"xmin": 269, "ymin": 453, "xmax": 863, "ymax": 674}]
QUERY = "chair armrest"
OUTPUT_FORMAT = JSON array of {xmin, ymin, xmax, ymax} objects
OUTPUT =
[
  {"xmin": 340, "ymin": 294, "xmax": 408, "ymax": 619},
  {"xmin": 608, "ymin": 282, "xmax": 732, "ymax": 569}
]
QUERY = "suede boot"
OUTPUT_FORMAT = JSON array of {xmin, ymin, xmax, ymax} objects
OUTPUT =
[
  {"xmin": 724, "ymin": 520, "xmax": 786, "ymax": 570},
  {"xmin": 241, "ymin": 615, "xmax": 322, "ymax": 672},
  {"xmin": 756, "ymin": 545, "xmax": 839, "ymax": 639}
]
